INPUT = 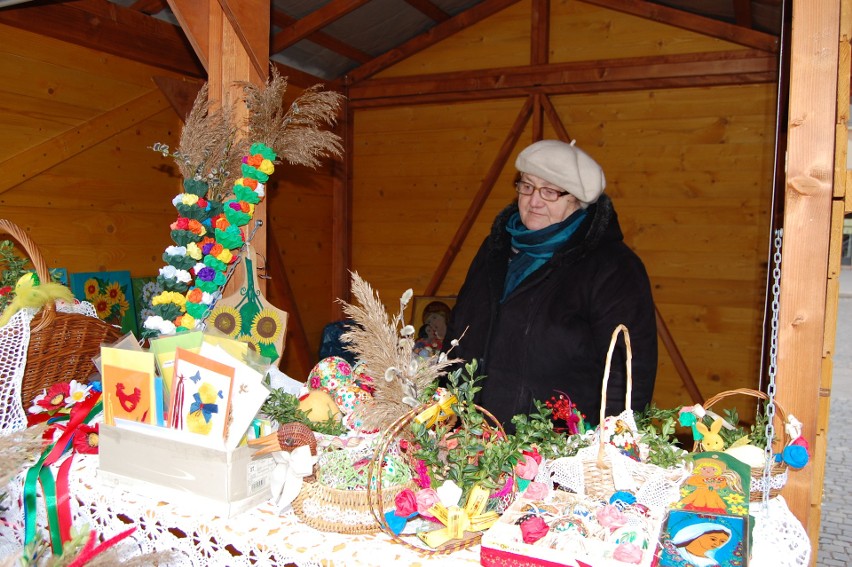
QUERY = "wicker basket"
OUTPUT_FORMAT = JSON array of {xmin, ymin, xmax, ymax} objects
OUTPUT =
[
  {"xmin": 365, "ymin": 400, "xmax": 507, "ymax": 556},
  {"xmin": 0, "ymin": 219, "xmax": 123, "ymax": 407},
  {"xmin": 697, "ymin": 387, "xmax": 790, "ymax": 501}
]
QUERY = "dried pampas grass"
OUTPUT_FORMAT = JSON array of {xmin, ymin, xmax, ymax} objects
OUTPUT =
[
  {"xmin": 338, "ymin": 272, "xmax": 460, "ymax": 432},
  {"xmin": 241, "ymin": 67, "xmax": 344, "ymax": 169}
]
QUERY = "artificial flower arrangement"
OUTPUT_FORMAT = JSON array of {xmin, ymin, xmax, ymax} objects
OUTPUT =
[
  {"xmin": 143, "ymin": 68, "xmax": 342, "ymax": 339},
  {"xmin": 28, "ymin": 379, "xmax": 103, "ymax": 454}
]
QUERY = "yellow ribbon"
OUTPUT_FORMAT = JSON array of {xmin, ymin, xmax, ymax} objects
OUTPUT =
[
  {"xmin": 414, "ymin": 393, "xmax": 458, "ymax": 428},
  {"xmin": 417, "ymin": 485, "xmax": 499, "ymax": 548}
]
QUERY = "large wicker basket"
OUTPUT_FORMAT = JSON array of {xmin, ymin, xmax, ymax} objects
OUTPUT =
[
  {"xmin": 0, "ymin": 219, "xmax": 123, "ymax": 408},
  {"xmin": 697, "ymin": 387, "xmax": 791, "ymax": 501},
  {"xmin": 366, "ymin": 400, "xmax": 508, "ymax": 556}
]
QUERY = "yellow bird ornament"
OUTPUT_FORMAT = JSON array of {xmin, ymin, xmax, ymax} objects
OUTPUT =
[{"xmin": 0, "ymin": 272, "xmax": 75, "ymax": 328}]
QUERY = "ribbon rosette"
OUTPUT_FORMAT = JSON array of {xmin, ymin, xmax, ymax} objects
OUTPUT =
[
  {"xmin": 417, "ymin": 484, "xmax": 499, "ymax": 548},
  {"xmin": 413, "ymin": 392, "xmax": 457, "ymax": 428},
  {"xmin": 270, "ymin": 445, "xmax": 317, "ymax": 512}
]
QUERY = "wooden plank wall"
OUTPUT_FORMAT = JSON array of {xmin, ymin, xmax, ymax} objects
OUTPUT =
[
  {"xmin": 0, "ymin": 24, "xmax": 336, "ymax": 381},
  {"xmin": 350, "ymin": 0, "xmax": 778, "ymax": 412}
]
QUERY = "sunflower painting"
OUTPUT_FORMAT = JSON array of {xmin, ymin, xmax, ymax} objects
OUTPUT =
[{"xmin": 70, "ymin": 270, "xmax": 138, "ymax": 336}]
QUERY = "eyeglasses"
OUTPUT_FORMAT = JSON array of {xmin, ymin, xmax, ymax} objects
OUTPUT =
[{"xmin": 514, "ymin": 180, "xmax": 571, "ymax": 202}]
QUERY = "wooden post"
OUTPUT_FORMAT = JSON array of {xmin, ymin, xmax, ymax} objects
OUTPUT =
[
  {"xmin": 777, "ymin": 0, "xmax": 840, "ymax": 542},
  {"xmin": 167, "ymin": 0, "xmax": 271, "ymax": 290}
]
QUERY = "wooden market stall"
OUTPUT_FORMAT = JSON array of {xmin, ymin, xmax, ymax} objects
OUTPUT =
[{"xmin": 0, "ymin": 0, "xmax": 848, "ymax": 561}]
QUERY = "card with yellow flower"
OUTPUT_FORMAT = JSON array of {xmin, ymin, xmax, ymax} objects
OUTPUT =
[{"xmin": 70, "ymin": 270, "xmax": 138, "ymax": 336}]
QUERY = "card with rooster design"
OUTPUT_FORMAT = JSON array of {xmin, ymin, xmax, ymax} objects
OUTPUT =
[{"xmin": 100, "ymin": 347, "xmax": 157, "ymax": 426}]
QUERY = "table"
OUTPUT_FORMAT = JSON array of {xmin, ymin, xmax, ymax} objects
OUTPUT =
[
  {"xmin": 0, "ymin": 452, "xmax": 811, "ymax": 566},
  {"xmin": 0, "ymin": 453, "xmax": 480, "ymax": 566}
]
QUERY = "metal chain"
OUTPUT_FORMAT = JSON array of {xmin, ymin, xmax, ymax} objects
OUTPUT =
[{"xmin": 763, "ymin": 227, "xmax": 783, "ymax": 506}]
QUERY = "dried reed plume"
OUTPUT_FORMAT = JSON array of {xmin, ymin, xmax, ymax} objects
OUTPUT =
[
  {"xmin": 0, "ymin": 423, "xmax": 46, "ymax": 489},
  {"xmin": 339, "ymin": 272, "xmax": 460, "ymax": 432},
  {"xmin": 173, "ymin": 83, "xmax": 244, "ymax": 201},
  {"xmin": 241, "ymin": 67, "xmax": 344, "ymax": 168}
]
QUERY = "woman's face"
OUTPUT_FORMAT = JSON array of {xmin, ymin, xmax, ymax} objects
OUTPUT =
[
  {"xmin": 517, "ymin": 173, "xmax": 582, "ymax": 231},
  {"xmin": 689, "ymin": 531, "xmax": 730, "ymax": 554}
]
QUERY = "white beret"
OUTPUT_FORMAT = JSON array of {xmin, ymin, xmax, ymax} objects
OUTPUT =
[{"xmin": 515, "ymin": 140, "xmax": 606, "ymax": 207}]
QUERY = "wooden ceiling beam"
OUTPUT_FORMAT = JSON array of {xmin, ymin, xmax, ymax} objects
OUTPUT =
[
  {"xmin": 0, "ymin": 0, "xmax": 205, "ymax": 78},
  {"xmin": 403, "ymin": 0, "xmax": 451, "ymax": 22},
  {"xmin": 348, "ymin": 49, "xmax": 777, "ymax": 106},
  {"xmin": 270, "ymin": 0, "xmax": 371, "ymax": 54},
  {"xmin": 581, "ymin": 0, "xmax": 778, "ymax": 52},
  {"xmin": 271, "ymin": 9, "xmax": 372, "ymax": 63},
  {"xmin": 346, "ymin": 0, "xmax": 522, "ymax": 83},
  {"xmin": 129, "ymin": 0, "xmax": 169, "ymax": 15},
  {"xmin": 732, "ymin": 0, "xmax": 754, "ymax": 28}
]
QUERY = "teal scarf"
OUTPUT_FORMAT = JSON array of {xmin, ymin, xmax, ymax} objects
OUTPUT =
[{"xmin": 502, "ymin": 209, "xmax": 587, "ymax": 301}]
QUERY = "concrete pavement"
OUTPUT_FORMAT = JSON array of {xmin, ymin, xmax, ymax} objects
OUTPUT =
[{"xmin": 817, "ymin": 266, "xmax": 852, "ymax": 566}]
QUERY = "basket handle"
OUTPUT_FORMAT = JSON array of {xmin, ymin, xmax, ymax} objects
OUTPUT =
[
  {"xmin": 0, "ymin": 219, "xmax": 56, "ymax": 332},
  {"xmin": 597, "ymin": 324, "xmax": 633, "ymax": 427},
  {"xmin": 695, "ymin": 387, "xmax": 790, "ymax": 451}
]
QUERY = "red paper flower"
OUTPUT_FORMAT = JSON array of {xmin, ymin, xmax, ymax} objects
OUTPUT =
[
  {"xmin": 73, "ymin": 424, "xmax": 99, "ymax": 454},
  {"xmin": 394, "ymin": 488, "xmax": 418, "ymax": 517},
  {"xmin": 37, "ymin": 383, "xmax": 71, "ymax": 413},
  {"xmin": 519, "ymin": 516, "xmax": 549, "ymax": 544},
  {"xmin": 0, "ymin": 285, "xmax": 12, "ymax": 296}
]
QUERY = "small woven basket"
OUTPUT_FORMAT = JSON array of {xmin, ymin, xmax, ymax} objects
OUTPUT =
[
  {"xmin": 0, "ymin": 219, "xmax": 123, "ymax": 407},
  {"xmin": 366, "ymin": 400, "xmax": 507, "ymax": 556},
  {"xmin": 696, "ymin": 387, "xmax": 790, "ymax": 501}
]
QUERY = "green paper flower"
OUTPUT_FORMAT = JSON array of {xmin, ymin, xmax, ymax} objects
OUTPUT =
[
  {"xmin": 151, "ymin": 303, "xmax": 183, "ymax": 322},
  {"xmin": 241, "ymin": 163, "xmax": 269, "ymax": 183},
  {"xmin": 196, "ymin": 280, "xmax": 220, "ymax": 293},
  {"xmin": 234, "ymin": 184, "xmax": 261, "ymax": 204},
  {"xmin": 156, "ymin": 275, "xmax": 189, "ymax": 294},
  {"xmin": 175, "ymin": 203, "xmax": 208, "ymax": 221},
  {"xmin": 215, "ymin": 226, "xmax": 244, "ymax": 249},
  {"xmin": 183, "ymin": 178, "xmax": 209, "ymax": 197},
  {"xmin": 250, "ymin": 142, "xmax": 277, "ymax": 161},
  {"xmin": 224, "ymin": 206, "xmax": 252, "ymax": 227},
  {"xmin": 170, "ymin": 229, "xmax": 204, "ymax": 246},
  {"xmin": 162, "ymin": 252, "xmax": 196, "ymax": 271},
  {"xmin": 203, "ymin": 255, "xmax": 227, "ymax": 273},
  {"xmin": 185, "ymin": 302, "xmax": 208, "ymax": 319}
]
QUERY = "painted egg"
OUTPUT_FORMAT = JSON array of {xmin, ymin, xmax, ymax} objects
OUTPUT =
[
  {"xmin": 334, "ymin": 384, "xmax": 372, "ymax": 415},
  {"xmin": 307, "ymin": 356, "xmax": 353, "ymax": 393},
  {"xmin": 351, "ymin": 361, "xmax": 375, "ymax": 393}
]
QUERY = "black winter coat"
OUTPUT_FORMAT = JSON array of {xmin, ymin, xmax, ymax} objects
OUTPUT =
[{"xmin": 446, "ymin": 195, "xmax": 657, "ymax": 430}]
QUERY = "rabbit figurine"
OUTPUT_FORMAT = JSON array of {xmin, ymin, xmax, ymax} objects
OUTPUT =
[{"xmin": 695, "ymin": 418, "xmax": 726, "ymax": 451}]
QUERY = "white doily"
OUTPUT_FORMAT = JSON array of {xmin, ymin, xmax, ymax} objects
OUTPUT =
[
  {"xmin": 0, "ymin": 302, "xmax": 102, "ymax": 436},
  {"xmin": 750, "ymin": 496, "xmax": 811, "ymax": 566},
  {"xmin": 0, "ymin": 454, "xmax": 481, "ymax": 566}
]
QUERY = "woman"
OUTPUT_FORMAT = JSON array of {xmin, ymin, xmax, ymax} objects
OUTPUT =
[
  {"xmin": 670, "ymin": 523, "xmax": 732, "ymax": 567},
  {"xmin": 446, "ymin": 139, "xmax": 657, "ymax": 428}
]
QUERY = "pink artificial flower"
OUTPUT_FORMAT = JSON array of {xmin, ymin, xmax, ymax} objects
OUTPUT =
[
  {"xmin": 415, "ymin": 488, "xmax": 441, "ymax": 516},
  {"xmin": 612, "ymin": 542, "xmax": 644, "ymax": 564},
  {"xmin": 414, "ymin": 459, "xmax": 431, "ymax": 489},
  {"xmin": 394, "ymin": 488, "xmax": 418, "ymax": 517},
  {"xmin": 523, "ymin": 481, "xmax": 549, "ymax": 500},
  {"xmin": 523, "ymin": 447, "xmax": 542, "ymax": 465},
  {"xmin": 514, "ymin": 453, "xmax": 539, "ymax": 480},
  {"xmin": 596, "ymin": 504, "xmax": 628, "ymax": 531}
]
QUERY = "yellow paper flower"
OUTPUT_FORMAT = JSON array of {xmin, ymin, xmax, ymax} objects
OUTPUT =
[
  {"xmin": 251, "ymin": 308, "xmax": 283, "ymax": 345},
  {"xmin": 186, "ymin": 241, "xmax": 203, "ymax": 260},
  {"xmin": 209, "ymin": 305, "xmax": 241, "ymax": 337},
  {"xmin": 181, "ymin": 194, "xmax": 199, "ymax": 206},
  {"xmin": 152, "ymin": 291, "xmax": 187, "ymax": 309},
  {"xmin": 259, "ymin": 159, "xmax": 275, "ymax": 175}
]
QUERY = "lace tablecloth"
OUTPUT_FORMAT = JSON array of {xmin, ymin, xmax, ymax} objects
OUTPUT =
[
  {"xmin": 0, "ymin": 453, "xmax": 480, "ymax": 566},
  {"xmin": 0, "ymin": 452, "xmax": 810, "ymax": 567}
]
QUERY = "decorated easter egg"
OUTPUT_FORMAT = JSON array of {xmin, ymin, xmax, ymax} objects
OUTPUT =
[
  {"xmin": 351, "ymin": 361, "xmax": 375, "ymax": 394},
  {"xmin": 307, "ymin": 356, "xmax": 353, "ymax": 393},
  {"xmin": 298, "ymin": 389, "xmax": 342, "ymax": 423},
  {"xmin": 333, "ymin": 384, "xmax": 372, "ymax": 415}
]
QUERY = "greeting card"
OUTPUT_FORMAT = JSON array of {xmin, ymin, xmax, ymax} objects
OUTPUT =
[
  {"xmin": 169, "ymin": 347, "xmax": 235, "ymax": 440},
  {"xmin": 100, "ymin": 347, "xmax": 157, "ymax": 426},
  {"xmin": 198, "ymin": 342, "xmax": 270, "ymax": 449},
  {"xmin": 148, "ymin": 330, "xmax": 204, "ymax": 393}
]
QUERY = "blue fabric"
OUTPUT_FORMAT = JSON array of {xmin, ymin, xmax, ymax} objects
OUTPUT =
[{"xmin": 502, "ymin": 209, "xmax": 587, "ymax": 300}]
